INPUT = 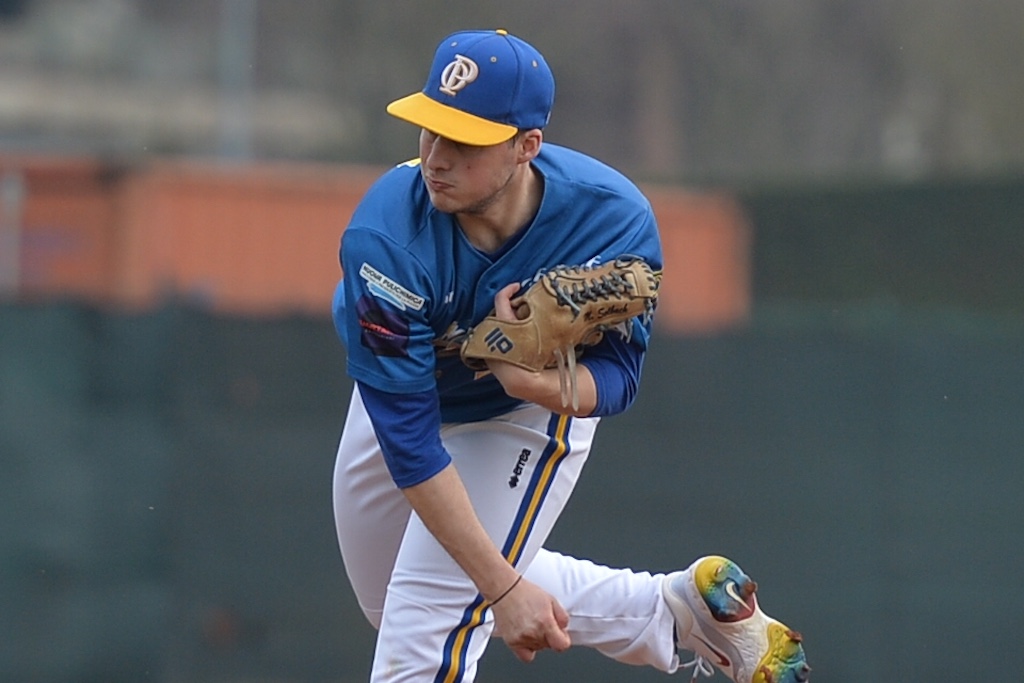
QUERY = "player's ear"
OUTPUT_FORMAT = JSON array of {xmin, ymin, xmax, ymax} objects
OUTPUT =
[{"xmin": 515, "ymin": 129, "xmax": 543, "ymax": 163}]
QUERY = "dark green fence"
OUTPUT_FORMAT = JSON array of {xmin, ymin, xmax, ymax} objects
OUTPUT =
[
  {"xmin": 744, "ymin": 175, "xmax": 1024, "ymax": 314},
  {"xmin": 3, "ymin": 300, "xmax": 1023, "ymax": 683}
]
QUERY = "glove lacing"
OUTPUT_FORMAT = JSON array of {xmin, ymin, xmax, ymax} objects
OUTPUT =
[{"xmin": 547, "ymin": 268, "xmax": 638, "ymax": 318}]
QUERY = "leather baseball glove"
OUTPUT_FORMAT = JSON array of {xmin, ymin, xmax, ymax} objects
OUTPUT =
[{"xmin": 460, "ymin": 256, "xmax": 660, "ymax": 410}]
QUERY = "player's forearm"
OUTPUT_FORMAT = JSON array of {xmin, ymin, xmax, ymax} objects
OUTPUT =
[
  {"xmin": 488, "ymin": 361, "xmax": 597, "ymax": 416},
  {"xmin": 401, "ymin": 462, "xmax": 520, "ymax": 600}
]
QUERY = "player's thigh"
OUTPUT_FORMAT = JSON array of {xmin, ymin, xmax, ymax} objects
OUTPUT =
[
  {"xmin": 333, "ymin": 387, "xmax": 410, "ymax": 628},
  {"xmin": 452, "ymin": 406, "xmax": 598, "ymax": 565},
  {"xmin": 393, "ymin": 406, "xmax": 599, "ymax": 588}
]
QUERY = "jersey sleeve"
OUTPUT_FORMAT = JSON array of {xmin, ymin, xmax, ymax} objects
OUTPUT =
[
  {"xmin": 339, "ymin": 226, "xmax": 439, "ymax": 394},
  {"xmin": 358, "ymin": 381, "xmax": 452, "ymax": 488},
  {"xmin": 579, "ymin": 331, "xmax": 644, "ymax": 417}
]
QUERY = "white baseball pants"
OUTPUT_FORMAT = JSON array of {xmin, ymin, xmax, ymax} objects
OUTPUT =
[{"xmin": 333, "ymin": 387, "xmax": 682, "ymax": 681}]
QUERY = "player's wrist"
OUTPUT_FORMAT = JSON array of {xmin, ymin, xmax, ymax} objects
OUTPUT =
[
  {"xmin": 487, "ymin": 361, "xmax": 542, "ymax": 398},
  {"xmin": 488, "ymin": 574, "xmax": 523, "ymax": 605}
]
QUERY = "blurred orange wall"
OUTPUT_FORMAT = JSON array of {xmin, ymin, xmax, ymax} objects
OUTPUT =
[
  {"xmin": 646, "ymin": 186, "xmax": 751, "ymax": 334},
  {"xmin": 0, "ymin": 157, "xmax": 121, "ymax": 301},
  {"xmin": 0, "ymin": 155, "xmax": 749, "ymax": 334}
]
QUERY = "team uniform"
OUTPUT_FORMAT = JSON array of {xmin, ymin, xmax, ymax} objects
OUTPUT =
[
  {"xmin": 332, "ymin": 143, "xmax": 679, "ymax": 680},
  {"xmin": 330, "ymin": 28, "xmax": 809, "ymax": 683}
]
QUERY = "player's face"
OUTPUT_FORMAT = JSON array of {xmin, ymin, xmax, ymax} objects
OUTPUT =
[{"xmin": 418, "ymin": 130, "xmax": 521, "ymax": 215}]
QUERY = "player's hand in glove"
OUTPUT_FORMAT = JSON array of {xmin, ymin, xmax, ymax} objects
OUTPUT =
[
  {"xmin": 462, "ymin": 256, "xmax": 659, "ymax": 412},
  {"xmin": 488, "ymin": 574, "xmax": 571, "ymax": 662},
  {"xmin": 483, "ymin": 282, "xmax": 599, "ymax": 416}
]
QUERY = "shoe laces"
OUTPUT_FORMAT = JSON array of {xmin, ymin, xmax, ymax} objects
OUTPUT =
[{"xmin": 682, "ymin": 654, "xmax": 716, "ymax": 681}]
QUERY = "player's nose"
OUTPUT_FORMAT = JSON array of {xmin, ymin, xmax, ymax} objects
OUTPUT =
[{"xmin": 421, "ymin": 134, "xmax": 455, "ymax": 170}]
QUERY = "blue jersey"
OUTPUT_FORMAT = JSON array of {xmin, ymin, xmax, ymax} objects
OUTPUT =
[{"xmin": 334, "ymin": 143, "xmax": 662, "ymax": 425}]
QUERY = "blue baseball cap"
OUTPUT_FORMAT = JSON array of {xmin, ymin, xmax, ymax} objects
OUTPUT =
[{"xmin": 386, "ymin": 29, "xmax": 555, "ymax": 146}]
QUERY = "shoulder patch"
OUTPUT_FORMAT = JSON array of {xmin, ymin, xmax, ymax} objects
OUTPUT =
[
  {"xmin": 357, "ymin": 295, "xmax": 410, "ymax": 358},
  {"xmin": 359, "ymin": 263, "xmax": 425, "ymax": 311}
]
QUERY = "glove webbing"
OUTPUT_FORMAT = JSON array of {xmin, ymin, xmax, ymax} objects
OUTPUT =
[{"xmin": 544, "ymin": 262, "xmax": 647, "ymax": 321}]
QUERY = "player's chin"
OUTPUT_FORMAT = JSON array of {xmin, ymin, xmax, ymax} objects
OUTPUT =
[
  {"xmin": 425, "ymin": 193, "xmax": 460, "ymax": 214},
  {"xmin": 424, "ymin": 184, "xmax": 459, "ymax": 211}
]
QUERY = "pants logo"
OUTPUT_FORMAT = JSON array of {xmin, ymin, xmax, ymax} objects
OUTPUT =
[
  {"xmin": 508, "ymin": 448, "xmax": 531, "ymax": 488},
  {"xmin": 484, "ymin": 327, "xmax": 514, "ymax": 355}
]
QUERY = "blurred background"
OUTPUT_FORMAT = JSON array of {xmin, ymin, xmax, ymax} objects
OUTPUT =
[
  {"xmin": 1, "ymin": 1, "xmax": 1022, "ymax": 682},
  {"xmin": 1, "ymin": 0, "xmax": 1022, "ymax": 180}
]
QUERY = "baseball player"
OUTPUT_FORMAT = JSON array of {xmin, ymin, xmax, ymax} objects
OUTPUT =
[{"xmin": 331, "ymin": 29, "xmax": 809, "ymax": 683}]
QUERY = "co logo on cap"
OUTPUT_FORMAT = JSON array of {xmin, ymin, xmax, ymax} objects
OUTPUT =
[{"xmin": 439, "ymin": 55, "xmax": 479, "ymax": 96}]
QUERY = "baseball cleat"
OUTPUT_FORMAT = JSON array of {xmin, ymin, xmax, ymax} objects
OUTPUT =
[{"xmin": 662, "ymin": 556, "xmax": 810, "ymax": 683}]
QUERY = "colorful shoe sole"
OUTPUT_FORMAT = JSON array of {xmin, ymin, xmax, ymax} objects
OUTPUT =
[{"xmin": 665, "ymin": 556, "xmax": 810, "ymax": 683}]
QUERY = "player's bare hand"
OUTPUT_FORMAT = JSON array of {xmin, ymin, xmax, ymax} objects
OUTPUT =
[
  {"xmin": 489, "ymin": 576, "xmax": 571, "ymax": 663},
  {"xmin": 486, "ymin": 282, "xmax": 538, "ymax": 390},
  {"xmin": 493, "ymin": 282, "xmax": 525, "ymax": 322},
  {"xmin": 487, "ymin": 282, "xmax": 535, "ymax": 391}
]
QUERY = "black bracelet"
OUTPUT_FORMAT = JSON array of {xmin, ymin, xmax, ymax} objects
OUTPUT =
[{"xmin": 490, "ymin": 574, "xmax": 523, "ymax": 606}]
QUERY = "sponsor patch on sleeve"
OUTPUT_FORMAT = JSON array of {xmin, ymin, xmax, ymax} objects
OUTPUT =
[
  {"xmin": 359, "ymin": 263, "xmax": 425, "ymax": 311},
  {"xmin": 357, "ymin": 295, "xmax": 410, "ymax": 357}
]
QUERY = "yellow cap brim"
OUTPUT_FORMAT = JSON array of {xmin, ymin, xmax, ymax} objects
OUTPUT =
[{"xmin": 386, "ymin": 92, "xmax": 518, "ymax": 146}]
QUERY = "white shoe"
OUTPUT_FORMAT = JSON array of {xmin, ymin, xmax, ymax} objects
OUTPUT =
[{"xmin": 662, "ymin": 556, "xmax": 810, "ymax": 683}]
